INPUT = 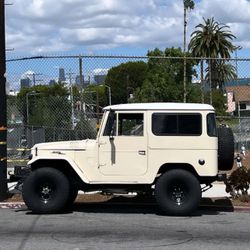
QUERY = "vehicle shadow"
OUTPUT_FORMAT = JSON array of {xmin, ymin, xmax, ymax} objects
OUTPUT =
[
  {"xmin": 69, "ymin": 197, "xmax": 234, "ymax": 216},
  {"xmin": 19, "ymin": 197, "xmax": 234, "ymax": 216}
]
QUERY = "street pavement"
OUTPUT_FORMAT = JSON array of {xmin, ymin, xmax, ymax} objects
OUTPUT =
[{"xmin": 0, "ymin": 204, "xmax": 250, "ymax": 250}]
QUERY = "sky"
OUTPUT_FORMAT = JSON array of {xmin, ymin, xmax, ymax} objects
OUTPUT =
[{"xmin": 5, "ymin": 0, "xmax": 250, "ymax": 58}]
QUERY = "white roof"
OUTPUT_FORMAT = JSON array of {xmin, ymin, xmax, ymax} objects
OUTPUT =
[{"xmin": 103, "ymin": 103, "xmax": 214, "ymax": 111}]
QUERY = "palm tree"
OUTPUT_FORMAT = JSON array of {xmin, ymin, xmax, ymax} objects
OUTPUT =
[
  {"xmin": 183, "ymin": 0, "xmax": 195, "ymax": 102},
  {"xmin": 188, "ymin": 17, "xmax": 236, "ymax": 102},
  {"xmin": 205, "ymin": 60, "xmax": 237, "ymax": 89},
  {"xmin": 189, "ymin": 17, "xmax": 236, "ymax": 58}
]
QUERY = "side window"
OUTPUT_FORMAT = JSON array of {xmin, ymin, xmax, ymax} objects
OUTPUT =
[
  {"xmin": 207, "ymin": 113, "xmax": 217, "ymax": 137},
  {"xmin": 118, "ymin": 113, "xmax": 144, "ymax": 136},
  {"xmin": 103, "ymin": 112, "xmax": 117, "ymax": 136},
  {"xmin": 152, "ymin": 113, "xmax": 202, "ymax": 136}
]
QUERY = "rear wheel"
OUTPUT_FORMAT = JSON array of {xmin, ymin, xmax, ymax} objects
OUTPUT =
[
  {"xmin": 23, "ymin": 167, "xmax": 70, "ymax": 214},
  {"xmin": 155, "ymin": 169, "xmax": 201, "ymax": 216}
]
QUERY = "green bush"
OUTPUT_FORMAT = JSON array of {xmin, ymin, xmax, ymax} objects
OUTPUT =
[{"xmin": 225, "ymin": 166, "xmax": 250, "ymax": 200}]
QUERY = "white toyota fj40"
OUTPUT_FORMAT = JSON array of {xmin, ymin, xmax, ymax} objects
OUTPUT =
[{"xmin": 22, "ymin": 103, "xmax": 234, "ymax": 215}]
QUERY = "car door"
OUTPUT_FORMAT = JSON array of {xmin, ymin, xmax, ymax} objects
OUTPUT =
[{"xmin": 98, "ymin": 111, "xmax": 148, "ymax": 176}]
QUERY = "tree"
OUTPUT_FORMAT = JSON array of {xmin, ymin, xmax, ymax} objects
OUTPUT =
[
  {"xmin": 105, "ymin": 61, "xmax": 148, "ymax": 104},
  {"xmin": 189, "ymin": 17, "xmax": 236, "ymax": 103},
  {"xmin": 133, "ymin": 48, "xmax": 198, "ymax": 103},
  {"xmin": 183, "ymin": 0, "xmax": 195, "ymax": 102},
  {"xmin": 204, "ymin": 89, "xmax": 227, "ymax": 116},
  {"xmin": 189, "ymin": 17, "xmax": 236, "ymax": 59},
  {"xmin": 17, "ymin": 83, "xmax": 70, "ymax": 127},
  {"xmin": 205, "ymin": 60, "xmax": 237, "ymax": 89}
]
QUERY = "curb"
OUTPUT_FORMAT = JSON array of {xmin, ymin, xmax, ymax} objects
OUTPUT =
[{"xmin": 0, "ymin": 202, "xmax": 25, "ymax": 209}]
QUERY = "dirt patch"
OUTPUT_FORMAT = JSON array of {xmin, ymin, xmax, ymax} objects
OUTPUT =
[
  {"xmin": 75, "ymin": 193, "xmax": 112, "ymax": 203},
  {"xmin": 3, "ymin": 193, "xmax": 113, "ymax": 203}
]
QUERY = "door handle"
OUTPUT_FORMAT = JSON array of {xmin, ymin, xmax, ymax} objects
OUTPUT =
[
  {"xmin": 138, "ymin": 150, "xmax": 146, "ymax": 155},
  {"xmin": 99, "ymin": 141, "xmax": 107, "ymax": 146}
]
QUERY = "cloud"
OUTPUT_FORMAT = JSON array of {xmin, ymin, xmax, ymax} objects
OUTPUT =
[{"xmin": 5, "ymin": 0, "xmax": 250, "ymax": 55}]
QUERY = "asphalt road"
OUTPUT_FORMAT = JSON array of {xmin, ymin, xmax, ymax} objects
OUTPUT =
[{"xmin": 0, "ymin": 203, "xmax": 250, "ymax": 250}]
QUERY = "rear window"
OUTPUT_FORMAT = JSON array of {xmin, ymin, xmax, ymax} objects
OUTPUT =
[
  {"xmin": 152, "ymin": 113, "xmax": 202, "ymax": 136},
  {"xmin": 207, "ymin": 113, "xmax": 217, "ymax": 137}
]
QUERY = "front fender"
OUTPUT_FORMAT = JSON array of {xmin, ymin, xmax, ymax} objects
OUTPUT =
[{"xmin": 28, "ymin": 156, "xmax": 90, "ymax": 184}]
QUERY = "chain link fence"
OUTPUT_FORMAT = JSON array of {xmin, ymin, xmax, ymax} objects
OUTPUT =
[{"xmin": 5, "ymin": 55, "xmax": 250, "ymax": 168}]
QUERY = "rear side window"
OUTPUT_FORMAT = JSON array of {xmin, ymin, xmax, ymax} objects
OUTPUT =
[
  {"xmin": 207, "ymin": 113, "xmax": 217, "ymax": 137},
  {"xmin": 152, "ymin": 113, "xmax": 202, "ymax": 136}
]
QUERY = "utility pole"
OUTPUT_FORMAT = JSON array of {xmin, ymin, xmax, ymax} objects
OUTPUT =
[
  {"xmin": 183, "ymin": 0, "xmax": 195, "ymax": 103},
  {"xmin": 79, "ymin": 56, "xmax": 83, "ymax": 88},
  {"xmin": 183, "ymin": 5, "xmax": 187, "ymax": 103},
  {"xmin": 66, "ymin": 69, "xmax": 76, "ymax": 130},
  {"xmin": 28, "ymin": 73, "xmax": 43, "ymax": 86},
  {"xmin": 0, "ymin": 0, "xmax": 8, "ymax": 200}
]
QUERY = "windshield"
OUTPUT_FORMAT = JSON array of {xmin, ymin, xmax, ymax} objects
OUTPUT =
[{"xmin": 97, "ymin": 111, "xmax": 106, "ymax": 138}]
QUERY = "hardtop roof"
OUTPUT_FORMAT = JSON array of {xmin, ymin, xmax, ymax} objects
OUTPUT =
[{"xmin": 103, "ymin": 103, "xmax": 214, "ymax": 111}]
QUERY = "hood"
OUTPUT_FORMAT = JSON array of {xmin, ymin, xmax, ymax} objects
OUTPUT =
[{"xmin": 33, "ymin": 139, "xmax": 95, "ymax": 151}]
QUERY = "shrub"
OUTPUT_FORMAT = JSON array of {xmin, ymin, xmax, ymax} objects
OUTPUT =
[{"xmin": 225, "ymin": 166, "xmax": 250, "ymax": 200}]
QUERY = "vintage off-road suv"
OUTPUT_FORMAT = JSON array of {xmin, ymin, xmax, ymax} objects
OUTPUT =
[{"xmin": 22, "ymin": 103, "xmax": 234, "ymax": 215}]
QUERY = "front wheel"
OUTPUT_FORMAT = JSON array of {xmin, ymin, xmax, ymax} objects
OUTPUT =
[
  {"xmin": 22, "ymin": 167, "xmax": 70, "ymax": 214},
  {"xmin": 155, "ymin": 169, "xmax": 201, "ymax": 216},
  {"xmin": 65, "ymin": 186, "xmax": 78, "ymax": 209}
]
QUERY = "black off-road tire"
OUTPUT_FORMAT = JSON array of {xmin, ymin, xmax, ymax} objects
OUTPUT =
[
  {"xmin": 155, "ymin": 169, "xmax": 201, "ymax": 216},
  {"xmin": 218, "ymin": 126, "xmax": 234, "ymax": 171},
  {"xmin": 22, "ymin": 167, "xmax": 70, "ymax": 214},
  {"xmin": 64, "ymin": 186, "xmax": 78, "ymax": 209}
]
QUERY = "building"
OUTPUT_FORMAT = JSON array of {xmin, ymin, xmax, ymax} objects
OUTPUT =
[
  {"xmin": 20, "ymin": 77, "xmax": 31, "ymax": 89},
  {"xmin": 49, "ymin": 79, "xmax": 56, "ymax": 86},
  {"xmin": 75, "ymin": 75, "xmax": 85, "ymax": 87},
  {"xmin": 226, "ymin": 85, "xmax": 250, "ymax": 116},
  {"xmin": 225, "ymin": 78, "xmax": 250, "ymax": 87},
  {"xmin": 94, "ymin": 74, "xmax": 106, "ymax": 84},
  {"xmin": 58, "ymin": 68, "xmax": 66, "ymax": 82}
]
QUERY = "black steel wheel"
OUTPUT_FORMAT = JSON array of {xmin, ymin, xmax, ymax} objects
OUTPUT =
[
  {"xmin": 155, "ymin": 169, "xmax": 201, "ymax": 216},
  {"xmin": 23, "ymin": 167, "xmax": 70, "ymax": 214}
]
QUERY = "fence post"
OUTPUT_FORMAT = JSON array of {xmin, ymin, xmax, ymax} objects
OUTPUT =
[
  {"xmin": 79, "ymin": 56, "xmax": 83, "ymax": 88},
  {"xmin": 0, "ymin": 0, "xmax": 7, "ymax": 200}
]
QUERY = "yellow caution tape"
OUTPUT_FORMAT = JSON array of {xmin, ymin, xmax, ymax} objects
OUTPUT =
[
  {"xmin": 0, "ymin": 141, "xmax": 7, "ymax": 145},
  {"xmin": 0, "ymin": 127, "xmax": 7, "ymax": 131},
  {"xmin": 0, "ymin": 157, "xmax": 7, "ymax": 162},
  {"xmin": 7, "ymin": 148, "xmax": 31, "ymax": 151},
  {"xmin": 7, "ymin": 159, "xmax": 29, "ymax": 163}
]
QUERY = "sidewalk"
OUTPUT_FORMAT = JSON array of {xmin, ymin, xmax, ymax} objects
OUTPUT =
[{"xmin": 202, "ymin": 182, "xmax": 230, "ymax": 198}]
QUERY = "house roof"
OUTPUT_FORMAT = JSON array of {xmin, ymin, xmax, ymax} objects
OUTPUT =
[{"xmin": 226, "ymin": 86, "xmax": 250, "ymax": 102}]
